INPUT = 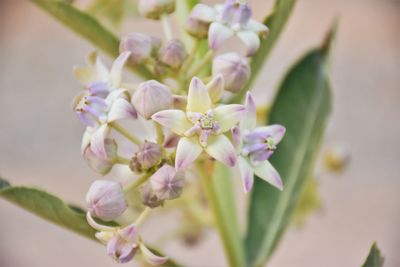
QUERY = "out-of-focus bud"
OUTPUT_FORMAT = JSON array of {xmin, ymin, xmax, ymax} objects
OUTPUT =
[
  {"xmin": 120, "ymin": 33, "xmax": 161, "ymax": 64},
  {"xmin": 131, "ymin": 80, "xmax": 173, "ymax": 119},
  {"xmin": 186, "ymin": 4, "xmax": 217, "ymax": 39},
  {"xmin": 324, "ymin": 145, "xmax": 350, "ymax": 173},
  {"xmin": 129, "ymin": 141, "xmax": 164, "ymax": 173},
  {"xmin": 83, "ymin": 139, "xmax": 117, "ymax": 175},
  {"xmin": 107, "ymin": 224, "xmax": 138, "ymax": 263},
  {"xmin": 158, "ymin": 39, "xmax": 188, "ymax": 69},
  {"xmin": 86, "ymin": 180, "xmax": 128, "ymax": 221},
  {"xmin": 206, "ymin": 74, "xmax": 225, "ymax": 103},
  {"xmin": 150, "ymin": 165, "xmax": 184, "ymax": 200},
  {"xmin": 141, "ymin": 182, "xmax": 164, "ymax": 208},
  {"xmin": 212, "ymin": 52, "xmax": 250, "ymax": 93},
  {"xmin": 138, "ymin": 0, "xmax": 175, "ymax": 20},
  {"xmin": 186, "ymin": 17, "xmax": 209, "ymax": 39}
]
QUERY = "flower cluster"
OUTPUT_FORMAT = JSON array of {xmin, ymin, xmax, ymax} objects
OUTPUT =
[{"xmin": 72, "ymin": 0, "xmax": 285, "ymax": 265}]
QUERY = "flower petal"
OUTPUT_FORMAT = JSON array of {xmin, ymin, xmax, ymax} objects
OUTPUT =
[
  {"xmin": 214, "ymin": 104, "xmax": 246, "ymax": 132},
  {"xmin": 94, "ymin": 56, "xmax": 110, "ymax": 82},
  {"xmin": 152, "ymin": 109, "xmax": 191, "ymax": 135},
  {"xmin": 237, "ymin": 30, "xmax": 260, "ymax": 57},
  {"xmin": 81, "ymin": 128, "xmax": 93, "ymax": 154},
  {"xmin": 90, "ymin": 124, "xmax": 110, "ymax": 158},
  {"xmin": 208, "ymin": 22, "xmax": 234, "ymax": 51},
  {"xmin": 207, "ymin": 74, "xmax": 224, "ymax": 103},
  {"xmin": 238, "ymin": 156, "xmax": 254, "ymax": 193},
  {"xmin": 119, "ymin": 223, "xmax": 137, "ymax": 243},
  {"xmin": 205, "ymin": 135, "xmax": 237, "ymax": 167},
  {"xmin": 110, "ymin": 51, "xmax": 131, "ymax": 88},
  {"xmin": 107, "ymin": 98, "xmax": 137, "ymax": 122},
  {"xmin": 247, "ymin": 19, "xmax": 269, "ymax": 37},
  {"xmin": 139, "ymin": 243, "xmax": 169, "ymax": 266},
  {"xmin": 253, "ymin": 160, "xmax": 283, "ymax": 190},
  {"xmin": 175, "ymin": 137, "xmax": 203, "ymax": 170},
  {"xmin": 241, "ymin": 91, "xmax": 257, "ymax": 131},
  {"xmin": 244, "ymin": 125, "xmax": 286, "ymax": 145},
  {"xmin": 187, "ymin": 77, "xmax": 212, "ymax": 113},
  {"xmin": 191, "ymin": 4, "xmax": 218, "ymax": 23}
]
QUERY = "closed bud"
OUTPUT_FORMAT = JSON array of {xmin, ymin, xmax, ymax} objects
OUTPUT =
[
  {"xmin": 129, "ymin": 141, "xmax": 164, "ymax": 173},
  {"xmin": 86, "ymin": 180, "xmax": 128, "ymax": 221},
  {"xmin": 141, "ymin": 182, "xmax": 164, "ymax": 208},
  {"xmin": 150, "ymin": 164, "xmax": 184, "ymax": 200},
  {"xmin": 212, "ymin": 52, "xmax": 250, "ymax": 93},
  {"xmin": 131, "ymin": 80, "xmax": 173, "ymax": 119},
  {"xmin": 138, "ymin": 0, "xmax": 175, "ymax": 20},
  {"xmin": 120, "ymin": 33, "xmax": 161, "ymax": 64},
  {"xmin": 83, "ymin": 139, "xmax": 117, "ymax": 175},
  {"xmin": 158, "ymin": 39, "xmax": 187, "ymax": 69},
  {"xmin": 186, "ymin": 17, "xmax": 209, "ymax": 39}
]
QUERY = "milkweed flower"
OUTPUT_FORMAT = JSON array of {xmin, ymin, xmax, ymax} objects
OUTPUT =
[
  {"xmin": 152, "ymin": 77, "xmax": 246, "ymax": 170},
  {"xmin": 187, "ymin": 0, "xmax": 269, "ymax": 56},
  {"xmin": 234, "ymin": 92, "xmax": 285, "ymax": 193}
]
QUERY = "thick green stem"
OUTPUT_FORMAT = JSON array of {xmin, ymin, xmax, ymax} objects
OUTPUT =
[
  {"xmin": 161, "ymin": 15, "xmax": 173, "ymax": 41},
  {"xmin": 124, "ymin": 173, "xmax": 152, "ymax": 193}
]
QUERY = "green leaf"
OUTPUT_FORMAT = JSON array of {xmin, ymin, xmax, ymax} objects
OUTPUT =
[
  {"xmin": 0, "ymin": 178, "xmax": 180, "ymax": 266},
  {"xmin": 201, "ymin": 162, "xmax": 246, "ymax": 267},
  {"xmin": 245, "ymin": 25, "xmax": 336, "ymax": 266},
  {"xmin": 362, "ymin": 243, "xmax": 384, "ymax": 267},
  {"xmin": 31, "ymin": 0, "xmax": 153, "ymax": 80},
  {"xmin": 292, "ymin": 177, "xmax": 322, "ymax": 226},
  {"xmin": 230, "ymin": 0, "xmax": 296, "ymax": 103}
]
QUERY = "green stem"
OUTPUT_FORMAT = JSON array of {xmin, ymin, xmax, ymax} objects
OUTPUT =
[
  {"xmin": 186, "ymin": 50, "xmax": 213, "ymax": 78},
  {"xmin": 135, "ymin": 207, "xmax": 152, "ymax": 227},
  {"xmin": 124, "ymin": 172, "xmax": 152, "ymax": 193},
  {"xmin": 110, "ymin": 122, "xmax": 142, "ymax": 146},
  {"xmin": 161, "ymin": 15, "xmax": 173, "ymax": 41},
  {"xmin": 115, "ymin": 156, "xmax": 130, "ymax": 165}
]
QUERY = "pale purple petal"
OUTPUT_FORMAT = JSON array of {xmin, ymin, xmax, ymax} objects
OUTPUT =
[
  {"xmin": 87, "ymin": 81, "xmax": 111, "ymax": 97},
  {"xmin": 81, "ymin": 129, "xmax": 93, "ymax": 154},
  {"xmin": 213, "ymin": 104, "xmax": 246, "ymax": 132},
  {"xmin": 231, "ymin": 125, "xmax": 241, "ymax": 148},
  {"xmin": 163, "ymin": 132, "xmax": 180, "ymax": 148},
  {"xmin": 90, "ymin": 124, "xmax": 110, "ymax": 158},
  {"xmin": 119, "ymin": 224, "xmax": 137, "ymax": 243},
  {"xmin": 208, "ymin": 22, "xmax": 234, "ymax": 51},
  {"xmin": 205, "ymin": 135, "xmax": 237, "ymax": 167},
  {"xmin": 238, "ymin": 156, "xmax": 254, "ymax": 193},
  {"xmin": 175, "ymin": 137, "xmax": 203, "ymax": 170},
  {"xmin": 245, "ymin": 125, "xmax": 286, "ymax": 144},
  {"xmin": 107, "ymin": 98, "xmax": 137, "ymax": 122},
  {"xmin": 110, "ymin": 51, "xmax": 131, "ymax": 87},
  {"xmin": 250, "ymin": 149, "xmax": 274, "ymax": 163},
  {"xmin": 190, "ymin": 4, "xmax": 218, "ymax": 23},
  {"xmin": 241, "ymin": 91, "xmax": 257, "ymax": 131},
  {"xmin": 187, "ymin": 77, "xmax": 212, "ymax": 113},
  {"xmin": 152, "ymin": 109, "xmax": 191, "ymax": 135},
  {"xmin": 237, "ymin": 30, "xmax": 261, "ymax": 57},
  {"xmin": 247, "ymin": 19, "xmax": 269, "ymax": 37},
  {"xmin": 139, "ymin": 243, "xmax": 169, "ymax": 266},
  {"xmin": 253, "ymin": 160, "xmax": 283, "ymax": 190}
]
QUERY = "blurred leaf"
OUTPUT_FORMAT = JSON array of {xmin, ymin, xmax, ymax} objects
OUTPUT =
[
  {"xmin": 245, "ymin": 24, "xmax": 337, "ymax": 266},
  {"xmin": 31, "ymin": 0, "xmax": 153, "ymax": 80},
  {"xmin": 292, "ymin": 178, "xmax": 322, "ymax": 226},
  {"xmin": 362, "ymin": 242, "xmax": 384, "ymax": 267},
  {"xmin": 0, "ymin": 178, "xmax": 180, "ymax": 266},
  {"xmin": 230, "ymin": 0, "xmax": 296, "ymax": 103},
  {"xmin": 201, "ymin": 162, "xmax": 246, "ymax": 267}
]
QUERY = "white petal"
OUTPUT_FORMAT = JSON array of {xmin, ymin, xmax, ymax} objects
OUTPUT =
[
  {"xmin": 90, "ymin": 124, "xmax": 110, "ymax": 158},
  {"xmin": 175, "ymin": 137, "xmax": 203, "ymax": 170},
  {"xmin": 214, "ymin": 104, "xmax": 246, "ymax": 132},
  {"xmin": 152, "ymin": 110, "xmax": 192, "ymax": 136},
  {"xmin": 94, "ymin": 56, "xmax": 110, "ymax": 82},
  {"xmin": 253, "ymin": 160, "xmax": 283, "ymax": 190},
  {"xmin": 187, "ymin": 77, "xmax": 212, "ymax": 113},
  {"xmin": 81, "ymin": 128, "xmax": 93, "ymax": 154},
  {"xmin": 107, "ymin": 98, "xmax": 137, "ymax": 122},
  {"xmin": 205, "ymin": 135, "xmax": 237, "ymax": 167},
  {"xmin": 241, "ymin": 91, "xmax": 257, "ymax": 131},
  {"xmin": 208, "ymin": 22, "xmax": 234, "ymax": 51},
  {"xmin": 191, "ymin": 4, "xmax": 218, "ymax": 23},
  {"xmin": 247, "ymin": 19, "xmax": 269, "ymax": 37},
  {"xmin": 110, "ymin": 51, "xmax": 131, "ymax": 88},
  {"xmin": 237, "ymin": 30, "xmax": 261, "ymax": 57},
  {"xmin": 207, "ymin": 74, "xmax": 224, "ymax": 103},
  {"xmin": 238, "ymin": 156, "xmax": 254, "ymax": 193},
  {"xmin": 139, "ymin": 243, "xmax": 168, "ymax": 266}
]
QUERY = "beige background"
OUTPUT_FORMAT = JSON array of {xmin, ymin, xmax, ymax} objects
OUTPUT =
[{"xmin": 1, "ymin": 0, "xmax": 399, "ymax": 266}]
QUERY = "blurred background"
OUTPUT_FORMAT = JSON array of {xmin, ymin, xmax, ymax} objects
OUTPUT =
[{"xmin": 0, "ymin": 0, "xmax": 399, "ymax": 266}]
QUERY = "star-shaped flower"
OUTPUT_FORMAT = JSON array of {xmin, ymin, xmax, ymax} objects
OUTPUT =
[{"xmin": 152, "ymin": 77, "xmax": 246, "ymax": 170}]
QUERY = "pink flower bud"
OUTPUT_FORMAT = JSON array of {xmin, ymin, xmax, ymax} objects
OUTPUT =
[
  {"xmin": 150, "ymin": 165, "xmax": 184, "ymax": 200},
  {"xmin": 138, "ymin": 0, "xmax": 175, "ymax": 20},
  {"xmin": 131, "ymin": 80, "xmax": 173, "ymax": 119},
  {"xmin": 158, "ymin": 39, "xmax": 188, "ymax": 69},
  {"xmin": 129, "ymin": 141, "xmax": 164, "ymax": 173},
  {"xmin": 212, "ymin": 52, "xmax": 250, "ymax": 93},
  {"xmin": 83, "ymin": 139, "xmax": 117, "ymax": 175},
  {"xmin": 86, "ymin": 180, "xmax": 127, "ymax": 221},
  {"xmin": 120, "ymin": 33, "xmax": 161, "ymax": 64},
  {"xmin": 141, "ymin": 182, "xmax": 164, "ymax": 208}
]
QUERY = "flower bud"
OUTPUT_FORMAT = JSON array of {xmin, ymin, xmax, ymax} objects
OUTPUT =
[
  {"xmin": 86, "ymin": 180, "xmax": 128, "ymax": 221},
  {"xmin": 186, "ymin": 17, "xmax": 209, "ymax": 39},
  {"xmin": 141, "ymin": 182, "xmax": 164, "ymax": 208},
  {"xmin": 150, "ymin": 165, "xmax": 184, "ymax": 200},
  {"xmin": 212, "ymin": 52, "xmax": 250, "ymax": 93},
  {"xmin": 129, "ymin": 141, "xmax": 164, "ymax": 173},
  {"xmin": 131, "ymin": 80, "xmax": 173, "ymax": 119},
  {"xmin": 120, "ymin": 33, "xmax": 161, "ymax": 64},
  {"xmin": 138, "ymin": 0, "xmax": 175, "ymax": 20},
  {"xmin": 83, "ymin": 139, "xmax": 117, "ymax": 175},
  {"xmin": 158, "ymin": 39, "xmax": 187, "ymax": 69}
]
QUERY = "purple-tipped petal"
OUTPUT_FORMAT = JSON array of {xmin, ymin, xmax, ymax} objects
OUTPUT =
[
  {"xmin": 119, "ymin": 224, "xmax": 137, "ymax": 243},
  {"xmin": 234, "ymin": 4, "xmax": 252, "ymax": 27},
  {"xmin": 88, "ymin": 81, "xmax": 111, "ymax": 97},
  {"xmin": 110, "ymin": 51, "xmax": 131, "ymax": 87},
  {"xmin": 237, "ymin": 30, "xmax": 260, "ymax": 57},
  {"xmin": 187, "ymin": 77, "xmax": 212, "ymax": 113},
  {"xmin": 231, "ymin": 125, "xmax": 241, "ymax": 148},
  {"xmin": 241, "ymin": 91, "xmax": 257, "ymax": 131},
  {"xmin": 238, "ymin": 156, "xmax": 254, "ymax": 193},
  {"xmin": 107, "ymin": 98, "xmax": 137, "ymax": 122},
  {"xmin": 139, "ymin": 243, "xmax": 169, "ymax": 266},
  {"xmin": 213, "ymin": 104, "xmax": 246, "ymax": 132},
  {"xmin": 207, "ymin": 74, "xmax": 225, "ymax": 103},
  {"xmin": 247, "ymin": 19, "xmax": 269, "ymax": 38},
  {"xmin": 208, "ymin": 22, "xmax": 234, "ymax": 51},
  {"xmin": 244, "ymin": 125, "xmax": 286, "ymax": 145},
  {"xmin": 90, "ymin": 124, "xmax": 110, "ymax": 158},
  {"xmin": 152, "ymin": 109, "xmax": 191, "ymax": 135},
  {"xmin": 175, "ymin": 137, "xmax": 203, "ymax": 170},
  {"xmin": 253, "ymin": 160, "xmax": 283, "ymax": 190},
  {"xmin": 205, "ymin": 135, "xmax": 237, "ymax": 167}
]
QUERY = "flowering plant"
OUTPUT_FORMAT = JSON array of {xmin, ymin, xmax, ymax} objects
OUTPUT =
[{"xmin": 0, "ymin": 0, "xmax": 382, "ymax": 266}]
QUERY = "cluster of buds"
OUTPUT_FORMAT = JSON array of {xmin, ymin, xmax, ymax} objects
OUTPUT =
[{"xmin": 72, "ymin": 0, "xmax": 285, "ymax": 265}]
